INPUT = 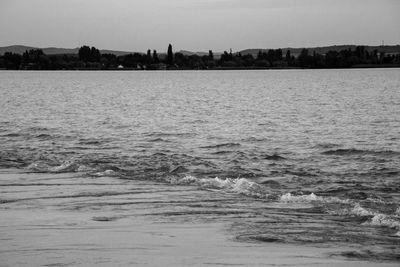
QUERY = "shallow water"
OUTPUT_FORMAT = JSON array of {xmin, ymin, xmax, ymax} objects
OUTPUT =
[{"xmin": 0, "ymin": 69, "xmax": 400, "ymax": 263}]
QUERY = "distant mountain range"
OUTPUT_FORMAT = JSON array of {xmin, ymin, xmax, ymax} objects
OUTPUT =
[
  {"xmin": 0, "ymin": 45, "xmax": 220, "ymax": 57},
  {"xmin": 240, "ymin": 45, "xmax": 400, "ymax": 57},
  {"xmin": 0, "ymin": 45, "xmax": 133, "ymax": 56},
  {"xmin": 1, "ymin": 44, "xmax": 399, "ymax": 57}
]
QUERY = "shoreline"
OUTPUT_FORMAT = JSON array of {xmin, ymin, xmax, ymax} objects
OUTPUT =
[
  {"xmin": 1, "ymin": 169, "xmax": 399, "ymax": 266},
  {"xmin": 1, "ymin": 65, "xmax": 400, "ymax": 71}
]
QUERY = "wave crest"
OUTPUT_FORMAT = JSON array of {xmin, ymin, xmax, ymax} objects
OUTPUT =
[
  {"xmin": 280, "ymin": 192, "xmax": 320, "ymax": 203},
  {"xmin": 173, "ymin": 176, "xmax": 268, "ymax": 198},
  {"xmin": 27, "ymin": 160, "xmax": 89, "ymax": 173},
  {"xmin": 364, "ymin": 214, "xmax": 400, "ymax": 229}
]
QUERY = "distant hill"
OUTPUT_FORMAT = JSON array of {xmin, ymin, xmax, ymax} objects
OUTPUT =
[
  {"xmin": 98, "ymin": 49, "xmax": 136, "ymax": 56},
  {"xmin": 177, "ymin": 50, "xmax": 223, "ymax": 58},
  {"xmin": 177, "ymin": 50, "xmax": 209, "ymax": 57},
  {"xmin": 0, "ymin": 45, "xmax": 134, "ymax": 56},
  {"xmin": 0, "ymin": 45, "xmax": 79, "ymax": 55},
  {"xmin": 240, "ymin": 45, "xmax": 400, "ymax": 57},
  {"xmin": 2, "ymin": 44, "xmax": 399, "ymax": 58},
  {"xmin": 0, "ymin": 45, "xmax": 39, "ymax": 55}
]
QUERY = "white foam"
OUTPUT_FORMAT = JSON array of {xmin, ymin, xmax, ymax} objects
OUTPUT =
[
  {"xmin": 170, "ymin": 175, "xmax": 197, "ymax": 185},
  {"xmin": 364, "ymin": 214, "xmax": 400, "ymax": 229},
  {"xmin": 350, "ymin": 203, "xmax": 375, "ymax": 216},
  {"xmin": 174, "ymin": 176, "xmax": 268, "ymax": 198},
  {"xmin": 330, "ymin": 203, "xmax": 378, "ymax": 217},
  {"xmin": 280, "ymin": 192, "xmax": 320, "ymax": 203},
  {"xmin": 228, "ymin": 178, "xmax": 266, "ymax": 198},
  {"xmin": 49, "ymin": 160, "xmax": 76, "ymax": 172},
  {"xmin": 27, "ymin": 160, "xmax": 80, "ymax": 173},
  {"xmin": 76, "ymin": 165, "xmax": 94, "ymax": 172},
  {"xmin": 27, "ymin": 162, "xmax": 48, "ymax": 171},
  {"xmin": 365, "ymin": 197, "xmax": 387, "ymax": 204},
  {"xmin": 92, "ymin": 169, "xmax": 118, "ymax": 177},
  {"xmin": 395, "ymin": 207, "xmax": 400, "ymax": 216}
]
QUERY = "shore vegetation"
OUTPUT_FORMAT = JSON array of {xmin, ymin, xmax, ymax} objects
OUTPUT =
[{"xmin": 1, "ymin": 44, "xmax": 399, "ymax": 70}]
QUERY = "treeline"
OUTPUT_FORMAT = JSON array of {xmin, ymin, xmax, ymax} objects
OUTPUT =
[{"xmin": 1, "ymin": 44, "xmax": 399, "ymax": 70}]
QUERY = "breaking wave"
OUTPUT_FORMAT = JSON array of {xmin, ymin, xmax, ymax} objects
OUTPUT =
[
  {"xmin": 330, "ymin": 203, "xmax": 400, "ymax": 234},
  {"xmin": 279, "ymin": 192, "xmax": 351, "ymax": 204},
  {"xmin": 280, "ymin": 192, "xmax": 320, "ymax": 202},
  {"xmin": 27, "ymin": 160, "xmax": 86, "ymax": 173},
  {"xmin": 170, "ymin": 176, "xmax": 268, "ymax": 198},
  {"xmin": 4, "ymin": 151, "xmax": 400, "ymax": 239},
  {"xmin": 365, "ymin": 214, "xmax": 400, "ymax": 230}
]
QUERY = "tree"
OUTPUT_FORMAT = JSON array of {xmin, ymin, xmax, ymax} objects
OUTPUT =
[
  {"xmin": 167, "ymin": 44, "xmax": 173, "ymax": 65},
  {"xmin": 78, "ymin": 45, "xmax": 100, "ymax": 62},
  {"xmin": 242, "ymin": 54, "xmax": 255, "ymax": 67},
  {"xmin": 275, "ymin": 49, "xmax": 283, "ymax": 61},
  {"xmin": 174, "ymin": 52, "xmax": 187, "ymax": 67},
  {"xmin": 208, "ymin": 50, "xmax": 214, "ymax": 61},
  {"xmin": 78, "ymin": 46, "xmax": 91, "ymax": 62},
  {"xmin": 3, "ymin": 52, "xmax": 22, "ymax": 69},
  {"xmin": 257, "ymin": 50, "xmax": 263, "ymax": 60},
  {"xmin": 90, "ymin": 46, "xmax": 100, "ymax": 62},
  {"xmin": 285, "ymin": 50, "xmax": 291, "ymax": 62},
  {"xmin": 325, "ymin": 51, "xmax": 339, "ymax": 68},
  {"xmin": 298, "ymin": 48, "xmax": 311, "ymax": 67},
  {"xmin": 152, "ymin": 50, "xmax": 159, "ymax": 63},
  {"xmin": 266, "ymin": 49, "xmax": 275, "ymax": 66},
  {"xmin": 146, "ymin": 49, "xmax": 153, "ymax": 65},
  {"xmin": 221, "ymin": 51, "xmax": 233, "ymax": 62}
]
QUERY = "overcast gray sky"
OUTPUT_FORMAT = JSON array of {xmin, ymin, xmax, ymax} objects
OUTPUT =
[{"xmin": 0, "ymin": 0, "xmax": 399, "ymax": 52}]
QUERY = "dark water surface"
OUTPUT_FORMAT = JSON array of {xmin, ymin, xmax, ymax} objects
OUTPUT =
[{"xmin": 1, "ymin": 69, "xmax": 400, "ymax": 263}]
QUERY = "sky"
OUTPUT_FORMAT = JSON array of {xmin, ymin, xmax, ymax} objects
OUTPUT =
[{"xmin": 0, "ymin": 0, "xmax": 399, "ymax": 52}]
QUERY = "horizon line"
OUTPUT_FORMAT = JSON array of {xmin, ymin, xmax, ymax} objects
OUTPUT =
[{"xmin": 1, "ymin": 43, "xmax": 400, "ymax": 54}]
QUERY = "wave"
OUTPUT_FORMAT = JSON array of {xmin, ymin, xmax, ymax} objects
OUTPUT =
[
  {"xmin": 147, "ymin": 138, "xmax": 171, "ymax": 142},
  {"xmin": 279, "ymin": 194, "xmax": 400, "ymax": 235},
  {"xmin": 27, "ymin": 160, "xmax": 92, "ymax": 173},
  {"xmin": 313, "ymin": 143, "xmax": 341, "ymax": 149},
  {"xmin": 280, "ymin": 192, "xmax": 320, "ymax": 203},
  {"xmin": 168, "ymin": 177, "xmax": 369, "ymax": 206},
  {"xmin": 2, "ymin": 133, "xmax": 22, "ymax": 137},
  {"xmin": 9, "ymin": 152, "xmax": 400, "ymax": 237},
  {"xmin": 170, "ymin": 166, "xmax": 189, "ymax": 174},
  {"xmin": 170, "ymin": 176, "xmax": 268, "ymax": 198},
  {"xmin": 264, "ymin": 154, "xmax": 285, "ymax": 160},
  {"xmin": 335, "ymin": 250, "xmax": 400, "ymax": 262},
  {"xmin": 78, "ymin": 137, "xmax": 115, "ymax": 145},
  {"xmin": 143, "ymin": 132, "xmax": 194, "ymax": 138},
  {"xmin": 332, "ymin": 203, "xmax": 375, "ymax": 217},
  {"xmin": 364, "ymin": 214, "xmax": 400, "ymax": 229},
  {"xmin": 92, "ymin": 216, "xmax": 122, "ymax": 222},
  {"xmin": 241, "ymin": 137, "xmax": 268, "ymax": 142},
  {"xmin": 200, "ymin": 143, "xmax": 241, "ymax": 149},
  {"xmin": 0, "ymin": 157, "xmax": 26, "ymax": 168},
  {"xmin": 90, "ymin": 169, "xmax": 118, "ymax": 177},
  {"xmin": 279, "ymin": 192, "xmax": 352, "ymax": 205},
  {"xmin": 322, "ymin": 148, "xmax": 400, "ymax": 156},
  {"xmin": 210, "ymin": 150, "xmax": 234, "ymax": 155},
  {"xmin": 35, "ymin": 133, "xmax": 53, "ymax": 140},
  {"xmin": 330, "ymin": 203, "xmax": 400, "ymax": 234}
]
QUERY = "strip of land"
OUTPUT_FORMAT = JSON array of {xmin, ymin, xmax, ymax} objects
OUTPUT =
[{"xmin": 1, "ymin": 44, "xmax": 399, "ymax": 70}]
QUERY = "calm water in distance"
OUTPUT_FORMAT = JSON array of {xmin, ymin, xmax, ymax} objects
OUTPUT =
[{"xmin": 0, "ymin": 69, "xmax": 399, "ymax": 261}]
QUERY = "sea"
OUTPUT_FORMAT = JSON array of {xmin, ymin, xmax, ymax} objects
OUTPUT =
[{"xmin": 0, "ymin": 69, "xmax": 399, "ymax": 264}]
